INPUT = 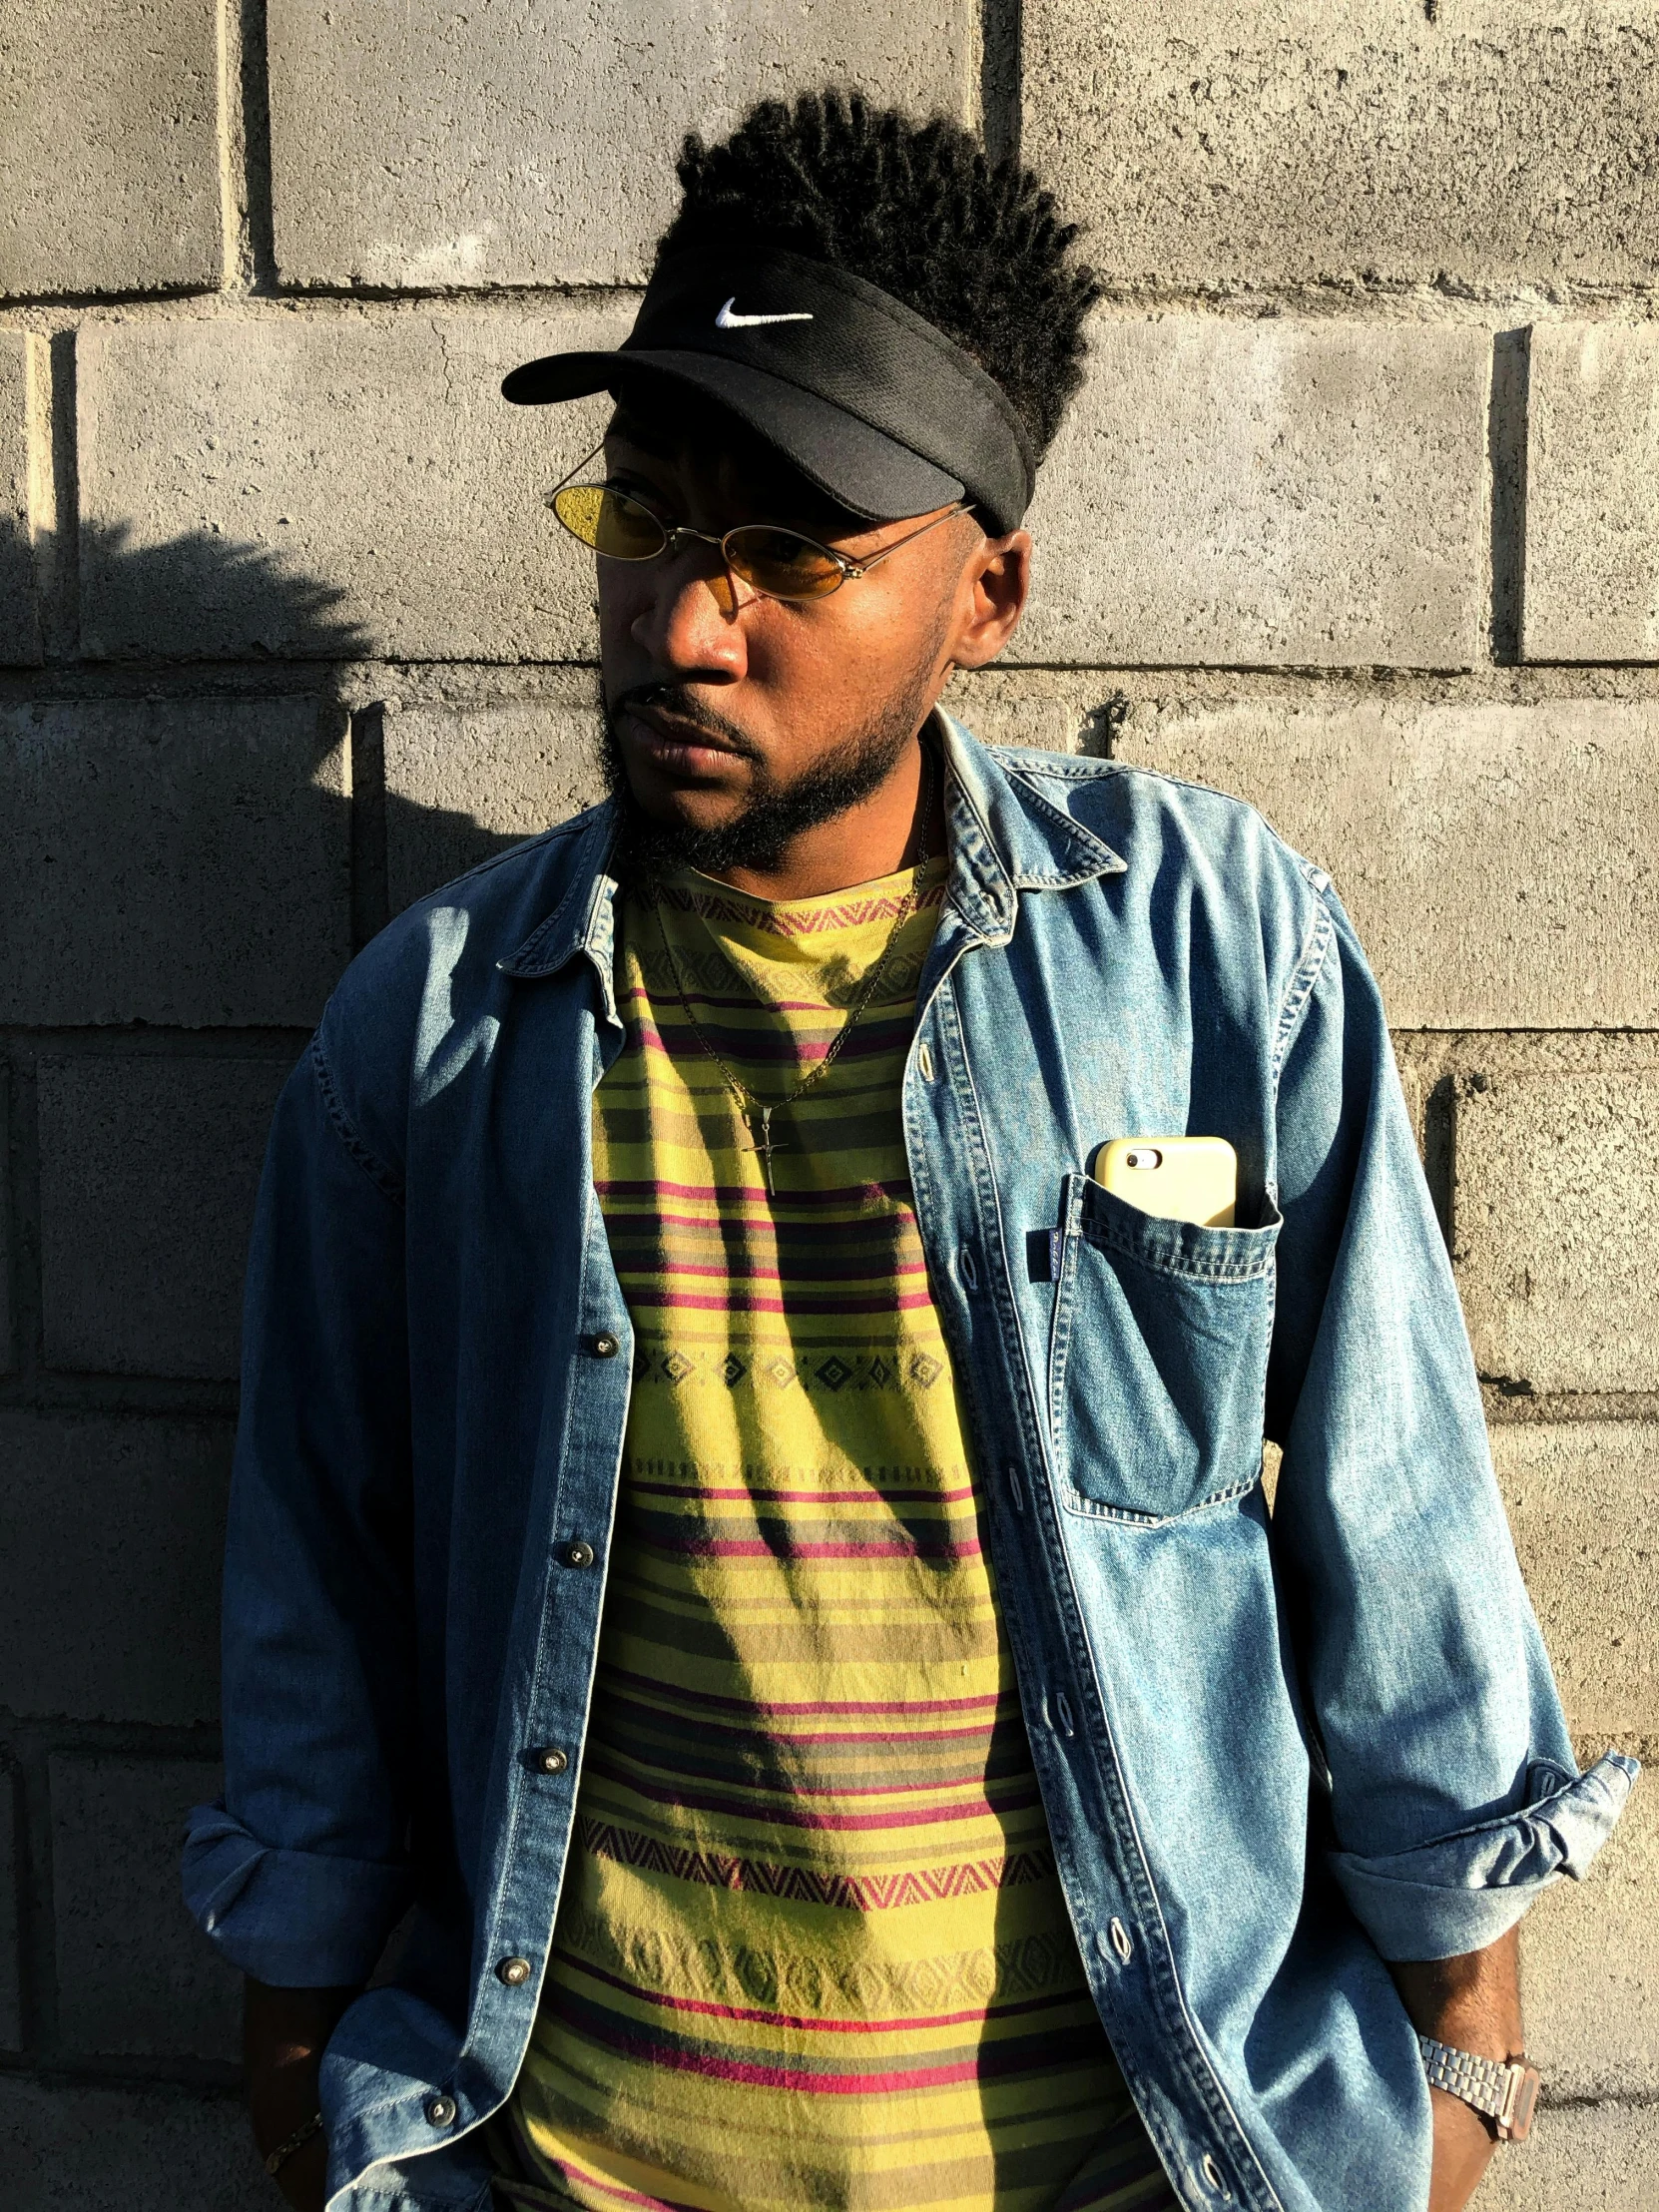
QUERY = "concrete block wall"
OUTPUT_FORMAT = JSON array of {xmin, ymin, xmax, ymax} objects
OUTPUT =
[{"xmin": 0, "ymin": 3, "xmax": 1653, "ymax": 2201}]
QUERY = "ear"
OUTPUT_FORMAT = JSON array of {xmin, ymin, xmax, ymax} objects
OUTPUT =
[{"xmin": 946, "ymin": 528, "xmax": 1033, "ymax": 670}]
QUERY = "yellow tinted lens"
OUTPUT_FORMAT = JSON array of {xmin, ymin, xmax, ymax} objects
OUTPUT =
[
  {"xmin": 725, "ymin": 526, "xmax": 844, "ymax": 600},
  {"xmin": 551, "ymin": 485, "xmax": 665, "ymax": 561}
]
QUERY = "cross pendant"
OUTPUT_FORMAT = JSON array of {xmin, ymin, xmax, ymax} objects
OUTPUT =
[{"xmin": 747, "ymin": 1105, "xmax": 784, "ymax": 1196}]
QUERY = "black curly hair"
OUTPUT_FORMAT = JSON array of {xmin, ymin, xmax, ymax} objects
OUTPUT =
[{"xmin": 653, "ymin": 91, "xmax": 1100, "ymax": 463}]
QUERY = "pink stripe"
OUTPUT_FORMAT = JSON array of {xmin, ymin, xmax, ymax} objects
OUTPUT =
[
  {"xmin": 606, "ymin": 1221, "xmax": 902, "ymax": 1238},
  {"xmin": 594, "ymin": 1771, "xmax": 1021, "ymax": 1830},
  {"xmin": 627, "ymin": 1482, "xmax": 977, "ymax": 1505},
  {"xmin": 596, "ymin": 1177, "xmax": 910, "ymax": 1205},
  {"xmin": 616, "ymin": 1256, "xmax": 929, "ymax": 1285},
  {"xmin": 590, "ymin": 2039, "xmax": 988, "ymax": 2094},
  {"xmin": 558, "ymin": 1951, "xmax": 1066, "ymax": 2037},
  {"xmin": 663, "ymin": 1720, "xmax": 995, "ymax": 1751},
  {"xmin": 647, "ymin": 1536, "xmax": 982, "ymax": 1560},
  {"xmin": 640, "ymin": 1024, "xmax": 847, "ymax": 1070},
  {"xmin": 602, "ymin": 1670, "xmax": 1004, "ymax": 1717},
  {"xmin": 627, "ymin": 1288, "xmax": 937, "ymax": 1315},
  {"xmin": 622, "ymin": 983, "xmax": 853, "ymax": 1016},
  {"xmin": 534, "ymin": 2157, "xmax": 696, "ymax": 2212}
]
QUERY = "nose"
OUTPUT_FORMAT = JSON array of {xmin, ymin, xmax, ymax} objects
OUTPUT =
[{"xmin": 630, "ymin": 540, "xmax": 750, "ymax": 680}]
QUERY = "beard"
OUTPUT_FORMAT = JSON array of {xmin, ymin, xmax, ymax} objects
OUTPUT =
[{"xmin": 599, "ymin": 671, "xmax": 939, "ymax": 894}]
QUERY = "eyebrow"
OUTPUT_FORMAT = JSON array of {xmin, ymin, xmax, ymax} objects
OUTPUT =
[
  {"xmin": 606, "ymin": 406, "xmax": 681, "ymax": 460},
  {"xmin": 603, "ymin": 410, "xmax": 869, "ymax": 538}
]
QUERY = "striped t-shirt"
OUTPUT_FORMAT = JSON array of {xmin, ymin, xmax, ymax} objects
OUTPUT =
[{"xmin": 496, "ymin": 856, "xmax": 1175, "ymax": 2212}]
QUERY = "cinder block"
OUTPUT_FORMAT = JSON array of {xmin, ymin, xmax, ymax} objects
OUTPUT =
[
  {"xmin": 39, "ymin": 1056, "xmax": 289, "ymax": 1380},
  {"xmin": 268, "ymin": 0, "xmax": 975, "ymax": 288},
  {"xmin": 0, "ymin": 696, "xmax": 348, "ymax": 1025},
  {"xmin": 1524, "ymin": 324, "xmax": 1659, "ymax": 665},
  {"xmin": 0, "ymin": 2076, "xmax": 265, "ymax": 2210},
  {"xmin": 1522, "ymin": 1768, "xmax": 1656, "ymax": 2100},
  {"xmin": 51, "ymin": 1754, "xmax": 239, "ymax": 2060},
  {"xmin": 1495, "ymin": 1422, "xmax": 1659, "ymax": 1741},
  {"xmin": 1455, "ymin": 1077, "xmax": 1659, "ymax": 1394},
  {"xmin": 384, "ymin": 700, "xmax": 606, "ymax": 913},
  {"xmin": 0, "ymin": 0, "xmax": 220, "ymax": 297},
  {"xmin": 0, "ymin": 1411, "xmax": 231, "ymax": 1725},
  {"xmin": 1113, "ymin": 699, "xmax": 1659, "ymax": 1030},
  {"xmin": 1470, "ymin": 2095, "xmax": 1659, "ymax": 2211},
  {"xmin": 0, "ymin": 1070, "xmax": 13, "ymax": 1374},
  {"xmin": 0, "ymin": 329, "xmax": 40, "ymax": 664},
  {"xmin": 942, "ymin": 668, "xmax": 1095, "ymax": 755},
  {"xmin": 0, "ymin": 1762, "xmax": 19, "ymax": 2051},
  {"xmin": 1017, "ymin": 319, "xmax": 1487, "ymax": 668},
  {"xmin": 1023, "ymin": 2, "xmax": 1659, "ymax": 290},
  {"xmin": 78, "ymin": 306, "xmax": 629, "ymax": 662}
]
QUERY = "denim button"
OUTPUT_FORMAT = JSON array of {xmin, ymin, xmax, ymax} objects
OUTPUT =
[
  {"xmin": 916, "ymin": 1040, "xmax": 935, "ymax": 1081},
  {"xmin": 1053, "ymin": 1689, "xmax": 1076, "ymax": 1737},
  {"xmin": 530, "ymin": 1745, "xmax": 569, "ymax": 1774},
  {"xmin": 590, "ymin": 1332, "xmax": 620, "ymax": 1358},
  {"xmin": 1109, "ymin": 1918, "xmax": 1133, "ymax": 1963},
  {"xmin": 1201, "ymin": 2153, "xmax": 1231, "ymax": 2199},
  {"xmin": 496, "ymin": 1955, "xmax": 532, "ymax": 1985},
  {"xmin": 958, "ymin": 1247, "xmax": 979, "ymax": 1290},
  {"xmin": 565, "ymin": 1539, "xmax": 595, "ymax": 1568},
  {"xmin": 425, "ymin": 2094, "xmax": 457, "ymax": 2127}
]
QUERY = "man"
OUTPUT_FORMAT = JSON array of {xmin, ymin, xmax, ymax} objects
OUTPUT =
[{"xmin": 186, "ymin": 93, "xmax": 1634, "ymax": 2212}]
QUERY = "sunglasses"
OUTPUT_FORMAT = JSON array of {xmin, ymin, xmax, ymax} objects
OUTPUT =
[{"xmin": 545, "ymin": 451, "xmax": 970, "ymax": 604}]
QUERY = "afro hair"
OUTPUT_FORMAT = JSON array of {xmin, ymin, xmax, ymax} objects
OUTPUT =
[{"xmin": 654, "ymin": 90, "xmax": 1100, "ymax": 463}]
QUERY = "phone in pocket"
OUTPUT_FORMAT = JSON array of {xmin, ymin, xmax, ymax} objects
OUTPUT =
[{"xmin": 1090, "ymin": 1136, "xmax": 1238, "ymax": 1228}]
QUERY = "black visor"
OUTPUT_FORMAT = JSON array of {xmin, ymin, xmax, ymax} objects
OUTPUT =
[{"xmin": 502, "ymin": 247, "xmax": 1035, "ymax": 536}]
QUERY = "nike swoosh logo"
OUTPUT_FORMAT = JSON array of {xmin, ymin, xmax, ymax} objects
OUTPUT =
[{"xmin": 715, "ymin": 296, "xmax": 815, "ymax": 329}]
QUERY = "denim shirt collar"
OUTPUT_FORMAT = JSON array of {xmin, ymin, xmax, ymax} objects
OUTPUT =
[{"xmin": 494, "ymin": 710, "xmax": 1126, "ymax": 992}]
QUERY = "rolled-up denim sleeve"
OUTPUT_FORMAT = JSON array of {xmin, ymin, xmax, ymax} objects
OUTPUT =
[
  {"xmin": 1265, "ymin": 877, "xmax": 1637, "ymax": 1962},
  {"xmin": 181, "ymin": 1033, "xmax": 416, "ymax": 1985}
]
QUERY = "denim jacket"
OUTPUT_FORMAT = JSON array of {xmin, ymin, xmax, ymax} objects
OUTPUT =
[{"xmin": 184, "ymin": 715, "xmax": 1634, "ymax": 2212}]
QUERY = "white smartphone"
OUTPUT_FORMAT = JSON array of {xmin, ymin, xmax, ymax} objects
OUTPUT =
[{"xmin": 1090, "ymin": 1136, "xmax": 1238, "ymax": 1228}]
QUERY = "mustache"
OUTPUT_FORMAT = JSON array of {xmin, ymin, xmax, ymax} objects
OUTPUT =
[{"xmin": 605, "ymin": 682, "xmax": 761, "ymax": 760}]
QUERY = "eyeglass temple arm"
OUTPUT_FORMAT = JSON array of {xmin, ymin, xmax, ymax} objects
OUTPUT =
[{"xmin": 840, "ymin": 502, "xmax": 974, "ymax": 578}]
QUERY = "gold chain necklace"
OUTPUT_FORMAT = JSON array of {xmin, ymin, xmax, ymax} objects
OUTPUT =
[{"xmin": 651, "ymin": 747, "xmax": 936, "ymax": 1196}]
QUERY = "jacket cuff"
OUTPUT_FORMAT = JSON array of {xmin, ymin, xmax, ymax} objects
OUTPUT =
[
  {"xmin": 181, "ymin": 1801, "xmax": 414, "ymax": 1986},
  {"xmin": 1329, "ymin": 1751, "xmax": 1639, "ymax": 1962}
]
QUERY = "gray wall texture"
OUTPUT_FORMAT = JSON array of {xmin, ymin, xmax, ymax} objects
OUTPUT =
[{"xmin": 0, "ymin": 2, "xmax": 1655, "ymax": 2204}]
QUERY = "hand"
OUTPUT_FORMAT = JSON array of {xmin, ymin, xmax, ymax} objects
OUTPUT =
[
  {"xmin": 1424, "ymin": 2084, "xmax": 1499, "ymax": 2212},
  {"xmin": 244, "ymin": 1977, "xmax": 360, "ymax": 2211},
  {"xmin": 1388, "ymin": 1925, "xmax": 1523, "ymax": 2212}
]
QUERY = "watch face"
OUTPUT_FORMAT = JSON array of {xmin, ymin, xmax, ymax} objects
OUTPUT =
[{"xmin": 1503, "ymin": 2067, "xmax": 1541, "ymax": 2142}]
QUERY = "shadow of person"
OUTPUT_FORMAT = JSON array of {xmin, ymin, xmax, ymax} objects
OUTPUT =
[
  {"xmin": 73, "ymin": 518, "xmax": 377, "ymax": 662},
  {"xmin": 2, "ymin": 515, "xmax": 607, "ymax": 1000},
  {"xmin": 0, "ymin": 508, "xmax": 612, "ymax": 2098}
]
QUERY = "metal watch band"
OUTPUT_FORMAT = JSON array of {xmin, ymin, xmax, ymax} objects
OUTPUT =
[
  {"xmin": 1417, "ymin": 2035, "xmax": 1541, "ymax": 2142},
  {"xmin": 264, "ymin": 2109, "xmax": 324, "ymax": 2177}
]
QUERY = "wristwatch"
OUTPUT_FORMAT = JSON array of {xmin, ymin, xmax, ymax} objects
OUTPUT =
[{"xmin": 1417, "ymin": 2035, "xmax": 1542, "ymax": 2142}]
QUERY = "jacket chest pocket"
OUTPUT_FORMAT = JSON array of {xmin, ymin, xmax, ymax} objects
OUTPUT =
[{"xmin": 1047, "ymin": 1173, "xmax": 1281, "ymax": 1524}]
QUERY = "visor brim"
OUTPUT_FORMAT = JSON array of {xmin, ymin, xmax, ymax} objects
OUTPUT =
[{"xmin": 502, "ymin": 347, "xmax": 964, "ymax": 524}]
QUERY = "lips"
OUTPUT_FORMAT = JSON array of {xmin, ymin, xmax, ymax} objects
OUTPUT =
[{"xmin": 623, "ymin": 703, "xmax": 752, "ymax": 778}]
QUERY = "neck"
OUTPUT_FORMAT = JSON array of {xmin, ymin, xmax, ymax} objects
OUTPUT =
[{"xmin": 707, "ymin": 726, "xmax": 946, "ymax": 902}]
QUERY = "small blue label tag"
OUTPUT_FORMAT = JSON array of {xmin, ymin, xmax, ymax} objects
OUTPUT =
[{"xmin": 1025, "ymin": 1229, "xmax": 1063, "ymax": 1284}]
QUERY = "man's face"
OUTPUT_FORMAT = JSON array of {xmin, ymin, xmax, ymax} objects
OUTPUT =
[{"xmin": 593, "ymin": 399, "xmax": 1025, "ymax": 869}]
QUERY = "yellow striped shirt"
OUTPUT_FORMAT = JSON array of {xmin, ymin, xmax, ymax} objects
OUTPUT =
[{"xmin": 497, "ymin": 859, "xmax": 1173, "ymax": 2212}]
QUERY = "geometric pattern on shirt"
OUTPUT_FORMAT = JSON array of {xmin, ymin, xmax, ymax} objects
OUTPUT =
[
  {"xmin": 633, "ymin": 1344, "xmax": 947, "ymax": 1393},
  {"xmin": 575, "ymin": 1814, "xmax": 1056, "ymax": 1912},
  {"xmin": 558, "ymin": 1907, "xmax": 1090, "ymax": 2015}
]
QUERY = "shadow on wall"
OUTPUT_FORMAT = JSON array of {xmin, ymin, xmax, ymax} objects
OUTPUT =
[
  {"xmin": 0, "ymin": 517, "xmax": 610, "ymax": 2109},
  {"xmin": 74, "ymin": 518, "xmax": 377, "ymax": 662},
  {"xmin": 4, "ymin": 513, "xmax": 606, "ymax": 1001},
  {"xmin": 2, "ymin": 509, "xmax": 604, "ymax": 1379}
]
